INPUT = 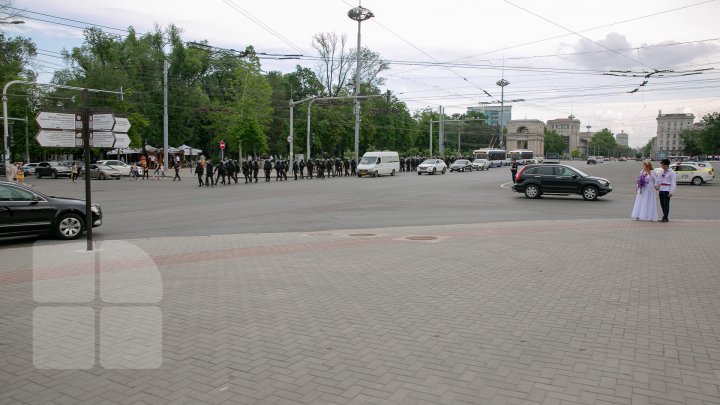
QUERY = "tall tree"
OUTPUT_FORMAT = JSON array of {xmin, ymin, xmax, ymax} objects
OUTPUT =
[
  {"xmin": 311, "ymin": 32, "xmax": 350, "ymax": 97},
  {"xmin": 543, "ymin": 129, "xmax": 566, "ymax": 154},
  {"xmin": 699, "ymin": 112, "xmax": 720, "ymax": 156},
  {"xmin": 589, "ymin": 128, "xmax": 617, "ymax": 156}
]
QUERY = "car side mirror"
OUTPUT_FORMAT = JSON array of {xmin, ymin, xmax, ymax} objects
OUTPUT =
[{"xmin": 572, "ymin": 175, "xmax": 578, "ymax": 179}]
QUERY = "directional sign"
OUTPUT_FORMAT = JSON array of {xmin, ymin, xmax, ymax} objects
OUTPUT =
[
  {"xmin": 36, "ymin": 112, "xmax": 81, "ymax": 130},
  {"xmin": 113, "ymin": 133, "xmax": 131, "ymax": 149},
  {"xmin": 114, "ymin": 117, "xmax": 131, "ymax": 133},
  {"xmin": 36, "ymin": 130, "xmax": 78, "ymax": 148},
  {"xmin": 219, "ymin": 140, "xmax": 225, "ymax": 150},
  {"xmin": 91, "ymin": 131, "xmax": 116, "ymax": 148},
  {"xmin": 91, "ymin": 113, "xmax": 115, "ymax": 130}
]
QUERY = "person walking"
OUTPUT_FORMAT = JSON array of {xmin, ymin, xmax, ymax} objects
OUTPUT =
[
  {"xmin": 70, "ymin": 162, "xmax": 78, "ymax": 183},
  {"xmin": 656, "ymin": 158, "xmax": 676, "ymax": 222},
  {"xmin": 631, "ymin": 160, "xmax": 658, "ymax": 221},
  {"xmin": 292, "ymin": 160, "xmax": 299, "ymax": 180},
  {"xmin": 306, "ymin": 159, "xmax": 314, "ymax": 179},
  {"xmin": 215, "ymin": 159, "xmax": 226, "ymax": 185},
  {"xmin": 15, "ymin": 163, "xmax": 25, "ymax": 184},
  {"xmin": 510, "ymin": 158, "xmax": 518, "ymax": 183},
  {"xmin": 205, "ymin": 159, "xmax": 215, "ymax": 186},
  {"xmin": 173, "ymin": 161, "xmax": 182, "ymax": 181},
  {"xmin": 252, "ymin": 158, "xmax": 259, "ymax": 183},
  {"xmin": 263, "ymin": 159, "xmax": 272, "ymax": 182},
  {"xmin": 195, "ymin": 161, "xmax": 204, "ymax": 186}
]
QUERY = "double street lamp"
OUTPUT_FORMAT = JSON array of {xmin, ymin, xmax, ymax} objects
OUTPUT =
[{"xmin": 347, "ymin": 3, "xmax": 373, "ymax": 166}]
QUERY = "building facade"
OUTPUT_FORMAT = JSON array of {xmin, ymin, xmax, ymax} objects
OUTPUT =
[
  {"xmin": 506, "ymin": 119, "xmax": 545, "ymax": 157},
  {"xmin": 578, "ymin": 131, "xmax": 594, "ymax": 156},
  {"xmin": 615, "ymin": 131, "xmax": 629, "ymax": 146},
  {"xmin": 466, "ymin": 105, "xmax": 512, "ymax": 128},
  {"xmin": 546, "ymin": 116, "xmax": 581, "ymax": 154},
  {"xmin": 655, "ymin": 110, "xmax": 694, "ymax": 158}
]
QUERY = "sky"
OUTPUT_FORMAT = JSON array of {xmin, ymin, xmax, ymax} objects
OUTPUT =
[{"xmin": 4, "ymin": 0, "xmax": 720, "ymax": 149}]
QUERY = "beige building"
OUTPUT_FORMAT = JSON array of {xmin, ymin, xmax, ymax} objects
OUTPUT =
[
  {"xmin": 506, "ymin": 119, "xmax": 545, "ymax": 156},
  {"xmin": 546, "ymin": 116, "xmax": 581, "ymax": 153},
  {"xmin": 655, "ymin": 110, "xmax": 694, "ymax": 158},
  {"xmin": 615, "ymin": 131, "xmax": 629, "ymax": 146}
]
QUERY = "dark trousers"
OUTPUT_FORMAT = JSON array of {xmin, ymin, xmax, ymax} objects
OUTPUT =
[
  {"xmin": 174, "ymin": 169, "xmax": 181, "ymax": 181},
  {"xmin": 511, "ymin": 170, "xmax": 517, "ymax": 183},
  {"xmin": 197, "ymin": 173, "xmax": 203, "ymax": 186},
  {"xmin": 659, "ymin": 191, "xmax": 671, "ymax": 220}
]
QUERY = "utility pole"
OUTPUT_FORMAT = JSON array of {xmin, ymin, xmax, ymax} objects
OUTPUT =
[{"xmin": 163, "ymin": 60, "xmax": 169, "ymax": 169}]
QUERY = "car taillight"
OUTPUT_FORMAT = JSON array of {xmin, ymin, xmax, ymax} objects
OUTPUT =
[{"xmin": 516, "ymin": 166, "xmax": 526, "ymax": 182}]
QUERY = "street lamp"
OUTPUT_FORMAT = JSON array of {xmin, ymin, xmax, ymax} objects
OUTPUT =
[
  {"xmin": 348, "ymin": 3, "xmax": 373, "ymax": 167},
  {"xmin": 496, "ymin": 79, "xmax": 510, "ymax": 149}
]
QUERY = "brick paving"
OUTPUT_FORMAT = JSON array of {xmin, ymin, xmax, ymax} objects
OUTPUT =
[{"xmin": 2, "ymin": 219, "xmax": 720, "ymax": 404}]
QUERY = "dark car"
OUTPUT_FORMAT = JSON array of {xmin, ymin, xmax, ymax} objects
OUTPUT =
[
  {"xmin": 35, "ymin": 161, "xmax": 72, "ymax": 179},
  {"xmin": 449, "ymin": 159, "xmax": 473, "ymax": 172},
  {"xmin": 0, "ymin": 181, "xmax": 102, "ymax": 240},
  {"xmin": 512, "ymin": 164, "xmax": 612, "ymax": 201}
]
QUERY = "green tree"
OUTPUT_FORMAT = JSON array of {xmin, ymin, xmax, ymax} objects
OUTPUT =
[
  {"xmin": 543, "ymin": 129, "xmax": 565, "ymax": 154},
  {"xmin": 571, "ymin": 149, "xmax": 581, "ymax": 159},
  {"xmin": 699, "ymin": 112, "xmax": 720, "ymax": 156},
  {"xmin": 588, "ymin": 128, "xmax": 617, "ymax": 156}
]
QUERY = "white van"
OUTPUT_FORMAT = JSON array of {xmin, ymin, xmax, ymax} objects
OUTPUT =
[{"xmin": 357, "ymin": 151, "xmax": 400, "ymax": 177}]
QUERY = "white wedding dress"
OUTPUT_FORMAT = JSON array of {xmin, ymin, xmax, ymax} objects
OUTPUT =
[{"xmin": 631, "ymin": 171, "xmax": 658, "ymax": 221}]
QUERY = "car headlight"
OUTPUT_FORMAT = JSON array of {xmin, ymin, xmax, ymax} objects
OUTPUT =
[{"xmin": 90, "ymin": 204, "xmax": 100, "ymax": 214}]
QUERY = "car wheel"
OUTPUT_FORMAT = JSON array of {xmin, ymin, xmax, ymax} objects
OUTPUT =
[
  {"xmin": 55, "ymin": 213, "xmax": 84, "ymax": 240},
  {"xmin": 432, "ymin": 168, "xmax": 436, "ymax": 175},
  {"xmin": 692, "ymin": 176, "xmax": 703, "ymax": 186},
  {"xmin": 468, "ymin": 167, "xmax": 472, "ymax": 172},
  {"xmin": 524, "ymin": 184, "xmax": 540, "ymax": 199},
  {"xmin": 391, "ymin": 169, "xmax": 395, "ymax": 176},
  {"xmin": 582, "ymin": 186, "xmax": 599, "ymax": 201},
  {"xmin": 441, "ymin": 167, "xmax": 446, "ymax": 174},
  {"xmin": 51, "ymin": 171, "xmax": 57, "ymax": 179},
  {"xmin": 36, "ymin": 172, "xmax": 41, "ymax": 179},
  {"xmin": 417, "ymin": 172, "xmax": 421, "ymax": 175},
  {"xmin": 373, "ymin": 171, "xmax": 378, "ymax": 178},
  {"xmin": 99, "ymin": 173, "xmax": 106, "ymax": 180}
]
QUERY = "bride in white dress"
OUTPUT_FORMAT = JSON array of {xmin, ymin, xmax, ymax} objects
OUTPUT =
[{"xmin": 631, "ymin": 160, "xmax": 659, "ymax": 221}]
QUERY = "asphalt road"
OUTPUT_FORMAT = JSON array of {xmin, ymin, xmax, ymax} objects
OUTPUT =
[{"xmin": 8, "ymin": 160, "xmax": 720, "ymax": 242}]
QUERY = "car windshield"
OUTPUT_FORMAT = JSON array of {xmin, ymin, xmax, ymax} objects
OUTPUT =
[
  {"xmin": 569, "ymin": 167, "xmax": 589, "ymax": 177},
  {"xmin": 454, "ymin": 160, "xmax": 468, "ymax": 164},
  {"xmin": 421, "ymin": 159, "xmax": 437, "ymax": 165},
  {"xmin": 359, "ymin": 157, "xmax": 376, "ymax": 165},
  {"xmin": 97, "ymin": 165, "xmax": 114, "ymax": 170}
]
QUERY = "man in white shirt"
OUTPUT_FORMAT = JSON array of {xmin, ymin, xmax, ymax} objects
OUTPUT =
[{"xmin": 656, "ymin": 159, "xmax": 676, "ymax": 222}]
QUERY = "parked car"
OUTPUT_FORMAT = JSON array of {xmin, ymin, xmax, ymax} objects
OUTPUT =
[
  {"xmin": 656, "ymin": 162, "xmax": 715, "ymax": 185},
  {"xmin": 95, "ymin": 160, "xmax": 131, "ymax": 176},
  {"xmin": 449, "ymin": 159, "xmax": 473, "ymax": 172},
  {"xmin": 22, "ymin": 163, "xmax": 39, "ymax": 176},
  {"xmin": 512, "ymin": 164, "xmax": 612, "ymax": 201},
  {"xmin": 471, "ymin": 159, "xmax": 490, "ymax": 171},
  {"xmin": 0, "ymin": 180, "xmax": 102, "ymax": 240},
  {"xmin": 417, "ymin": 159, "xmax": 447, "ymax": 175},
  {"xmin": 35, "ymin": 161, "xmax": 72, "ymax": 179},
  {"xmin": 587, "ymin": 156, "xmax": 597, "ymax": 164},
  {"xmin": 88, "ymin": 164, "xmax": 122, "ymax": 180}
]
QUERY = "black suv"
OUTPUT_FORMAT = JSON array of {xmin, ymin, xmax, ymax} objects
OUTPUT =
[
  {"xmin": 512, "ymin": 164, "xmax": 612, "ymax": 200},
  {"xmin": 0, "ymin": 181, "xmax": 102, "ymax": 240}
]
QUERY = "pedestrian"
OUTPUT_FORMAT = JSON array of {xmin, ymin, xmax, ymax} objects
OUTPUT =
[
  {"xmin": 656, "ymin": 158, "xmax": 676, "ymax": 222},
  {"xmin": 205, "ymin": 159, "xmax": 215, "ymax": 186},
  {"xmin": 153, "ymin": 163, "xmax": 164, "ymax": 180},
  {"xmin": 215, "ymin": 159, "xmax": 226, "ymax": 184},
  {"xmin": 252, "ymin": 158, "xmax": 260, "ymax": 183},
  {"xmin": 195, "ymin": 161, "xmax": 204, "ymax": 186},
  {"xmin": 307, "ymin": 159, "xmax": 314, "ymax": 179},
  {"xmin": 351, "ymin": 158, "xmax": 357, "ymax": 176},
  {"xmin": 510, "ymin": 158, "xmax": 518, "ymax": 183},
  {"xmin": 299, "ymin": 159, "xmax": 305, "ymax": 179},
  {"xmin": 292, "ymin": 160, "xmax": 299, "ymax": 180},
  {"xmin": 173, "ymin": 161, "xmax": 182, "ymax": 181},
  {"xmin": 263, "ymin": 159, "xmax": 272, "ymax": 182},
  {"xmin": 71, "ymin": 162, "xmax": 78, "ymax": 183},
  {"xmin": 15, "ymin": 162, "xmax": 25, "ymax": 184},
  {"xmin": 631, "ymin": 160, "xmax": 658, "ymax": 221},
  {"xmin": 242, "ymin": 159, "xmax": 250, "ymax": 183}
]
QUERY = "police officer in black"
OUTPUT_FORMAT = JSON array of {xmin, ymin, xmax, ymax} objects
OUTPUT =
[
  {"xmin": 350, "ymin": 158, "xmax": 357, "ymax": 176},
  {"xmin": 510, "ymin": 158, "xmax": 518, "ymax": 183},
  {"xmin": 215, "ymin": 159, "xmax": 226, "ymax": 185},
  {"xmin": 292, "ymin": 160, "xmax": 299, "ymax": 180},
  {"xmin": 252, "ymin": 158, "xmax": 259, "ymax": 183},
  {"xmin": 317, "ymin": 159, "xmax": 325, "ymax": 179},
  {"xmin": 274, "ymin": 160, "xmax": 283, "ymax": 181},
  {"xmin": 306, "ymin": 159, "xmax": 314, "ymax": 179},
  {"xmin": 263, "ymin": 159, "xmax": 272, "ymax": 182},
  {"xmin": 299, "ymin": 159, "xmax": 305, "ymax": 179},
  {"xmin": 242, "ymin": 159, "xmax": 250, "ymax": 183},
  {"xmin": 195, "ymin": 161, "xmax": 204, "ymax": 186},
  {"xmin": 205, "ymin": 159, "xmax": 214, "ymax": 186}
]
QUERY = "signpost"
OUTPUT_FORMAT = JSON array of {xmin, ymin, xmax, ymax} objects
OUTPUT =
[
  {"xmin": 219, "ymin": 140, "xmax": 225, "ymax": 160},
  {"xmin": 35, "ymin": 112, "xmax": 79, "ymax": 130},
  {"xmin": 35, "ymin": 130, "xmax": 78, "ymax": 148}
]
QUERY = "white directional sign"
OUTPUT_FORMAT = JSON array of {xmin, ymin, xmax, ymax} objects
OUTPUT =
[
  {"xmin": 36, "ymin": 130, "xmax": 79, "ymax": 148},
  {"xmin": 114, "ymin": 117, "xmax": 131, "ymax": 133},
  {"xmin": 113, "ymin": 133, "xmax": 131, "ymax": 149},
  {"xmin": 36, "ymin": 112, "xmax": 81, "ymax": 130},
  {"xmin": 90, "ymin": 113, "xmax": 115, "ymax": 130},
  {"xmin": 91, "ymin": 131, "xmax": 116, "ymax": 148}
]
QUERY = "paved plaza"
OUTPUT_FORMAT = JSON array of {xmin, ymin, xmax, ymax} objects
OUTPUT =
[{"xmin": 2, "ymin": 218, "xmax": 720, "ymax": 404}]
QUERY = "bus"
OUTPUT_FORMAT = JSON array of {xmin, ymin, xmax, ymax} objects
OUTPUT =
[
  {"xmin": 508, "ymin": 149, "xmax": 534, "ymax": 161},
  {"xmin": 473, "ymin": 148, "xmax": 507, "ymax": 167}
]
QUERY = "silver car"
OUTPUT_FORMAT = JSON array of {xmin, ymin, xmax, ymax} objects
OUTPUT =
[
  {"xmin": 417, "ymin": 159, "xmax": 447, "ymax": 175},
  {"xmin": 88, "ymin": 164, "xmax": 122, "ymax": 180}
]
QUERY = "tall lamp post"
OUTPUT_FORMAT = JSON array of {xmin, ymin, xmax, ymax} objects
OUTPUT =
[
  {"xmin": 348, "ymin": 3, "xmax": 373, "ymax": 166},
  {"xmin": 496, "ymin": 79, "xmax": 509, "ymax": 149}
]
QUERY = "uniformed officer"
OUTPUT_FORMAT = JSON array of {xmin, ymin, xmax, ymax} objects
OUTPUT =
[
  {"xmin": 263, "ymin": 158, "xmax": 272, "ymax": 182},
  {"xmin": 299, "ymin": 159, "xmax": 305, "ymax": 179},
  {"xmin": 215, "ymin": 159, "xmax": 226, "ymax": 184},
  {"xmin": 350, "ymin": 158, "xmax": 357, "ymax": 176},
  {"xmin": 510, "ymin": 158, "xmax": 518, "ymax": 183},
  {"xmin": 307, "ymin": 159, "xmax": 314, "ymax": 179},
  {"xmin": 275, "ymin": 160, "xmax": 283, "ymax": 181},
  {"xmin": 195, "ymin": 161, "xmax": 204, "ymax": 186},
  {"xmin": 242, "ymin": 159, "xmax": 250, "ymax": 183},
  {"xmin": 205, "ymin": 159, "xmax": 214, "ymax": 186},
  {"xmin": 317, "ymin": 159, "xmax": 325, "ymax": 179},
  {"xmin": 252, "ymin": 158, "xmax": 259, "ymax": 183}
]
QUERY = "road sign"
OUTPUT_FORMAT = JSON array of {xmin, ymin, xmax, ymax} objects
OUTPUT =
[
  {"xmin": 114, "ymin": 117, "xmax": 131, "ymax": 132},
  {"xmin": 35, "ymin": 112, "xmax": 80, "ymax": 130},
  {"xmin": 91, "ymin": 131, "xmax": 116, "ymax": 148},
  {"xmin": 91, "ymin": 113, "xmax": 115, "ymax": 130},
  {"xmin": 36, "ymin": 130, "xmax": 78, "ymax": 148},
  {"xmin": 114, "ymin": 133, "xmax": 131, "ymax": 149},
  {"xmin": 219, "ymin": 140, "xmax": 225, "ymax": 149},
  {"xmin": 287, "ymin": 135, "xmax": 292, "ymax": 143}
]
